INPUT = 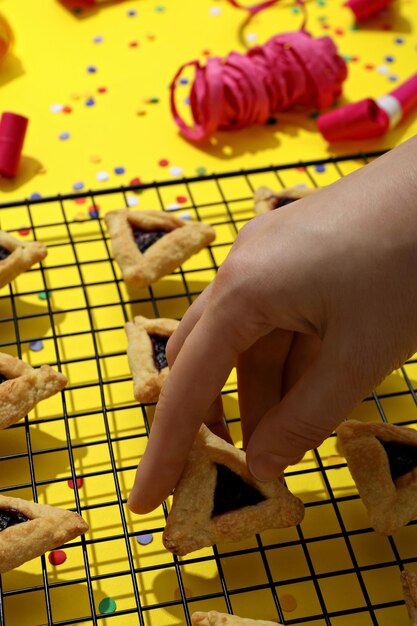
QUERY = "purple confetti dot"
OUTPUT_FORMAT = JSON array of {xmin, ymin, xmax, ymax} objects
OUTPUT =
[
  {"xmin": 394, "ymin": 37, "xmax": 404, "ymax": 44},
  {"xmin": 59, "ymin": 132, "xmax": 70, "ymax": 140},
  {"xmin": 73, "ymin": 181, "xmax": 84, "ymax": 190},
  {"xmin": 114, "ymin": 167, "xmax": 125, "ymax": 175},
  {"xmin": 136, "ymin": 532, "xmax": 153, "ymax": 545},
  {"xmin": 127, "ymin": 9, "xmax": 137, "ymax": 16},
  {"xmin": 85, "ymin": 98, "xmax": 95, "ymax": 107},
  {"xmin": 315, "ymin": 164, "xmax": 326, "ymax": 173},
  {"xmin": 93, "ymin": 36, "xmax": 103, "ymax": 43},
  {"xmin": 29, "ymin": 340, "xmax": 44, "ymax": 352},
  {"xmin": 179, "ymin": 77, "xmax": 189, "ymax": 85},
  {"xmin": 30, "ymin": 192, "xmax": 42, "ymax": 200},
  {"xmin": 384, "ymin": 55, "xmax": 394, "ymax": 62},
  {"xmin": 87, "ymin": 65, "xmax": 97, "ymax": 73},
  {"xmin": 389, "ymin": 74, "xmax": 399, "ymax": 82}
]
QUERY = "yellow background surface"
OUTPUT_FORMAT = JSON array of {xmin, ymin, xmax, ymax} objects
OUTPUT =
[{"xmin": 0, "ymin": 1, "xmax": 417, "ymax": 626}]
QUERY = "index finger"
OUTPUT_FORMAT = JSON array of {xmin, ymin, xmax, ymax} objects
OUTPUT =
[{"xmin": 127, "ymin": 303, "xmax": 257, "ymax": 514}]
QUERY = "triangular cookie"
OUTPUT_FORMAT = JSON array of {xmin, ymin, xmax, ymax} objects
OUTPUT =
[
  {"xmin": 163, "ymin": 425, "xmax": 304, "ymax": 556},
  {"xmin": 0, "ymin": 352, "xmax": 67, "ymax": 430},
  {"xmin": 254, "ymin": 186, "xmax": 315, "ymax": 216},
  {"xmin": 104, "ymin": 209, "xmax": 215, "ymax": 288},
  {"xmin": 192, "ymin": 611, "xmax": 280, "ymax": 626},
  {"xmin": 125, "ymin": 315, "xmax": 179, "ymax": 403},
  {"xmin": 0, "ymin": 494, "xmax": 88, "ymax": 573},
  {"xmin": 401, "ymin": 570, "xmax": 417, "ymax": 626},
  {"xmin": 337, "ymin": 420, "xmax": 417, "ymax": 534},
  {"xmin": 0, "ymin": 230, "xmax": 47, "ymax": 290}
]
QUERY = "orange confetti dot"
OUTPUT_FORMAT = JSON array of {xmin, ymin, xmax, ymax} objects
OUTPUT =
[{"xmin": 280, "ymin": 593, "xmax": 297, "ymax": 612}]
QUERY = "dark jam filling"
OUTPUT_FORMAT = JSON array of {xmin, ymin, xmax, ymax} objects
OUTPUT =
[
  {"xmin": 0, "ymin": 373, "xmax": 7, "ymax": 384},
  {"xmin": 211, "ymin": 463, "xmax": 266, "ymax": 518},
  {"xmin": 380, "ymin": 440, "xmax": 417, "ymax": 481},
  {"xmin": 0, "ymin": 509, "xmax": 29, "ymax": 531},
  {"xmin": 271, "ymin": 196, "xmax": 297, "ymax": 210},
  {"xmin": 149, "ymin": 334, "xmax": 169, "ymax": 371},
  {"xmin": 132, "ymin": 227, "xmax": 168, "ymax": 253},
  {"xmin": 0, "ymin": 245, "xmax": 11, "ymax": 261}
]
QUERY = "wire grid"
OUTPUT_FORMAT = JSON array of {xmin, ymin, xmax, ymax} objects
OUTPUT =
[{"xmin": 0, "ymin": 150, "xmax": 416, "ymax": 626}]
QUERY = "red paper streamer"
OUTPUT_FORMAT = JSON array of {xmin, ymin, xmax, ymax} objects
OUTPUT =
[{"xmin": 170, "ymin": 31, "xmax": 347, "ymax": 142}]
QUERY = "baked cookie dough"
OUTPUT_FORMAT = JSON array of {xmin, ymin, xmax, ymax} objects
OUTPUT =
[
  {"xmin": 337, "ymin": 419, "xmax": 417, "ymax": 534},
  {"xmin": 104, "ymin": 209, "xmax": 215, "ymax": 288},
  {"xmin": 192, "ymin": 611, "xmax": 280, "ymax": 626},
  {"xmin": 163, "ymin": 425, "xmax": 304, "ymax": 556},
  {"xmin": 125, "ymin": 315, "xmax": 179, "ymax": 403},
  {"xmin": 0, "ymin": 494, "xmax": 88, "ymax": 573},
  {"xmin": 0, "ymin": 230, "xmax": 47, "ymax": 290},
  {"xmin": 0, "ymin": 352, "xmax": 67, "ymax": 429},
  {"xmin": 254, "ymin": 186, "xmax": 315, "ymax": 215}
]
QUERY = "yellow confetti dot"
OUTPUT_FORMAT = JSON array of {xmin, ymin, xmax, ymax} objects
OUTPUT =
[
  {"xmin": 280, "ymin": 593, "xmax": 297, "ymax": 612},
  {"xmin": 71, "ymin": 92, "xmax": 81, "ymax": 100},
  {"xmin": 90, "ymin": 155, "xmax": 102, "ymax": 163},
  {"xmin": 136, "ymin": 109, "xmax": 147, "ymax": 116},
  {"xmin": 74, "ymin": 212, "xmax": 88, "ymax": 222}
]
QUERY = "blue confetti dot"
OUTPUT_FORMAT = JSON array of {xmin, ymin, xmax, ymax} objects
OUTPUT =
[
  {"xmin": 127, "ymin": 9, "xmax": 137, "ymax": 16},
  {"xmin": 85, "ymin": 98, "xmax": 96, "ymax": 107},
  {"xmin": 394, "ymin": 37, "xmax": 404, "ymax": 44},
  {"xmin": 315, "ymin": 164, "xmax": 326, "ymax": 173},
  {"xmin": 87, "ymin": 65, "xmax": 97, "ymax": 73},
  {"xmin": 136, "ymin": 532, "xmax": 153, "ymax": 545},
  {"xmin": 59, "ymin": 132, "xmax": 70, "ymax": 140},
  {"xmin": 384, "ymin": 55, "xmax": 394, "ymax": 63},
  {"xmin": 179, "ymin": 78, "xmax": 189, "ymax": 85},
  {"xmin": 29, "ymin": 340, "xmax": 44, "ymax": 352},
  {"xmin": 73, "ymin": 181, "xmax": 84, "ymax": 190},
  {"xmin": 93, "ymin": 35, "xmax": 103, "ymax": 43},
  {"xmin": 114, "ymin": 167, "xmax": 125, "ymax": 175},
  {"xmin": 30, "ymin": 192, "xmax": 42, "ymax": 200},
  {"xmin": 183, "ymin": 97, "xmax": 190, "ymax": 105},
  {"xmin": 388, "ymin": 74, "xmax": 399, "ymax": 82},
  {"xmin": 89, "ymin": 209, "xmax": 99, "ymax": 219}
]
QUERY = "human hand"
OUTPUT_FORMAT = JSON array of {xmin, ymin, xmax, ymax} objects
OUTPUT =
[{"xmin": 128, "ymin": 135, "xmax": 417, "ymax": 514}]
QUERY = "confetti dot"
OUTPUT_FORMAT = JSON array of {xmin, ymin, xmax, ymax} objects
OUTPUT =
[
  {"xmin": 90, "ymin": 155, "xmax": 102, "ymax": 163},
  {"xmin": 63, "ymin": 105, "xmax": 72, "ymax": 114},
  {"xmin": 127, "ymin": 9, "xmax": 137, "ymax": 16},
  {"xmin": 89, "ymin": 205, "xmax": 100, "ymax": 218},
  {"xmin": 87, "ymin": 65, "xmax": 97, "ymax": 73},
  {"xmin": 377, "ymin": 65, "xmax": 389, "ymax": 74},
  {"xmin": 18, "ymin": 228, "xmax": 31, "ymax": 236},
  {"xmin": 97, "ymin": 86, "xmax": 107, "ymax": 94},
  {"xmin": 179, "ymin": 211, "xmax": 192, "ymax": 220},
  {"xmin": 68, "ymin": 477, "xmax": 84, "ymax": 489},
  {"xmin": 59, "ymin": 132, "xmax": 70, "ymax": 140},
  {"xmin": 136, "ymin": 109, "xmax": 147, "ymax": 116},
  {"xmin": 130, "ymin": 177, "xmax": 142, "ymax": 186},
  {"xmin": 179, "ymin": 77, "xmax": 189, "ymax": 85},
  {"xmin": 129, "ymin": 41, "xmax": 139, "ymax": 47},
  {"xmin": 155, "ymin": 4, "xmax": 166, "ymax": 12},
  {"xmin": 364, "ymin": 63, "xmax": 374, "ymax": 70},
  {"xmin": 388, "ymin": 74, "xmax": 399, "ymax": 82},
  {"xmin": 29, "ymin": 340, "xmax": 44, "ymax": 352},
  {"xmin": 158, "ymin": 159, "xmax": 169, "ymax": 167},
  {"xmin": 315, "ymin": 164, "xmax": 326, "ymax": 173},
  {"xmin": 96, "ymin": 171, "xmax": 110, "ymax": 182},
  {"xmin": 246, "ymin": 33, "xmax": 258, "ymax": 42},
  {"xmin": 136, "ymin": 532, "xmax": 153, "ymax": 545},
  {"xmin": 166, "ymin": 203, "xmax": 180, "ymax": 211},
  {"xmin": 176, "ymin": 196, "xmax": 187, "ymax": 204},
  {"xmin": 30, "ymin": 193, "xmax": 42, "ymax": 200},
  {"xmin": 209, "ymin": 6, "xmax": 221, "ymax": 15},
  {"xmin": 394, "ymin": 37, "xmax": 405, "ymax": 44},
  {"xmin": 291, "ymin": 5, "xmax": 300, "ymax": 13},
  {"xmin": 127, "ymin": 196, "xmax": 139, "ymax": 207},
  {"xmin": 50, "ymin": 104, "xmax": 63, "ymax": 113},
  {"xmin": 37, "ymin": 291, "xmax": 50, "ymax": 301},
  {"xmin": 73, "ymin": 181, "xmax": 84, "ymax": 191},
  {"xmin": 85, "ymin": 98, "xmax": 96, "ymax": 107},
  {"xmin": 75, "ymin": 197, "xmax": 86, "ymax": 204},
  {"xmin": 114, "ymin": 167, "xmax": 125, "ymax": 175},
  {"xmin": 48, "ymin": 550, "xmax": 67, "ymax": 566},
  {"xmin": 280, "ymin": 594, "xmax": 297, "ymax": 612},
  {"xmin": 148, "ymin": 96, "xmax": 160, "ymax": 104},
  {"xmin": 296, "ymin": 166, "xmax": 305, "ymax": 172},
  {"xmin": 93, "ymin": 35, "xmax": 103, "ymax": 43},
  {"xmin": 385, "ymin": 55, "xmax": 395, "ymax": 63},
  {"xmin": 334, "ymin": 27, "xmax": 344, "ymax": 36},
  {"xmin": 74, "ymin": 212, "xmax": 89, "ymax": 222},
  {"xmin": 169, "ymin": 166, "xmax": 183, "ymax": 176},
  {"xmin": 183, "ymin": 97, "xmax": 190, "ymax": 105},
  {"xmin": 99, "ymin": 597, "xmax": 117, "ymax": 614}
]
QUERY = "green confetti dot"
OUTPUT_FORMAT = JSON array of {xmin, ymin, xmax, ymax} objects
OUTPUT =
[
  {"xmin": 291, "ymin": 5, "xmax": 300, "ymax": 13},
  {"xmin": 316, "ymin": 0, "xmax": 326, "ymax": 5},
  {"xmin": 318, "ymin": 15, "xmax": 328, "ymax": 22},
  {"xmin": 155, "ymin": 4, "xmax": 165, "ymax": 11},
  {"xmin": 195, "ymin": 166, "xmax": 207, "ymax": 176},
  {"xmin": 99, "ymin": 597, "xmax": 117, "ymax": 614},
  {"xmin": 149, "ymin": 96, "xmax": 160, "ymax": 103},
  {"xmin": 350, "ymin": 23, "xmax": 359, "ymax": 30},
  {"xmin": 37, "ymin": 291, "xmax": 50, "ymax": 301}
]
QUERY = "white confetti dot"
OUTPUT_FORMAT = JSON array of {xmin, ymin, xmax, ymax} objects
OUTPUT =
[
  {"xmin": 376, "ymin": 65, "xmax": 389, "ymax": 74},
  {"xmin": 96, "ymin": 171, "xmax": 110, "ymax": 182},
  {"xmin": 127, "ymin": 196, "xmax": 139, "ymax": 207},
  {"xmin": 50, "ymin": 104, "xmax": 64, "ymax": 113},
  {"xmin": 166, "ymin": 203, "xmax": 180, "ymax": 211},
  {"xmin": 169, "ymin": 166, "xmax": 183, "ymax": 176},
  {"xmin": 179, "ymin": 211, "xmax": 192, "ymax": 220},
  {"xmin": 246, "ymin": 33, "xmax": 258, "ymax": 42},
  {"xmin": 209, "ymin": 6, "xmax": 221, "ymax": 15}
]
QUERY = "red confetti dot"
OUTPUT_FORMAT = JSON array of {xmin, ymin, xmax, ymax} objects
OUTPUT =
[
  {"xmin": 63, "ymin": 106, "xmax": 72, "ymax": 113},
  {"xmin": 321, "ymin": 23, "xmax": 330, "ymax": 30},
  {"xmin": 18, "ymin": 228, "xmax": 31, "ymax": 236},
  {"xmin": 129, "ymin": 41, "xmax": 139, "ymax": 47},
  {"xmin": 158, "ymin": 159, "xmax": 169, "ymax": 167},
  {"xmin": 334, "ymin": 28, "xmax": 344, "ymax": 36},
  {"xmin": 48, "ymin": 550, "xmax": 67, "ymax": 565},
  {"xmin": 68, "ymin": 477, "xmax": 84, "ymax": 489},
  {"xmin": 97, "ymin": 86, "xmax": 107, "ymax": 94},
  {"xmin": 176, "ymin": 196, "xmax": 187, "ymax": 204},
  {"xmin": 296, "ymin": 166, "xmax": 305, "ymax": 172},
  {"xmin": 130, "ymin": 177, "xmax": 142, "ymax": 185},
  {"xmin": 202, "ymin": 49, "xmax": 211, "ymax": 56},
  {"xmin": 351, "ymin": 55, "xmax": 359, "ymax": 62},
  {"xmin": 364, "ymin": 63, "xmax": 374, "ymax": 70},
  {"xmin": 75, "ymin": 197, "xmax": 86, "ymax": 204}
]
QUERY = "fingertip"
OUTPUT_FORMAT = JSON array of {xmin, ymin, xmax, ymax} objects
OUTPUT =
[{"xmin": 248, "ymin": 452, "xmax": 288, "ymax": 482}]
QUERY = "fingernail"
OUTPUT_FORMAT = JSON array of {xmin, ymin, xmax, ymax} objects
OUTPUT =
[{"xmin": 249, "ymin": 453, "xmax": 287, "ymax": 482}]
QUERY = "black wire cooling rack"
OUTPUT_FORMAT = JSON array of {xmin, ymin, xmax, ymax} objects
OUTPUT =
[{"xmin": 1, "ymin": 150, "xmax": 416, "ymax": 626}]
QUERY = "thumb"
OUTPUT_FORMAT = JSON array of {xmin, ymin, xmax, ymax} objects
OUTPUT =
[{"xmin": 246, "ymin": 336, "xmax": 363, "ymax": 481}]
